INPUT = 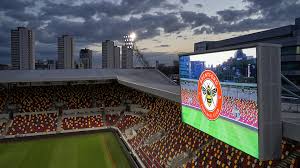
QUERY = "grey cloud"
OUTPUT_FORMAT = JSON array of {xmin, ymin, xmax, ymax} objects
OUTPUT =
[
  {"xmin": 156, "ymin": 44, "xmax": 170, "ymax": 48},
  {"xmin": 182, "ymin": 0, "xmax": 300, "ymax": 34},
  {"xmin": 216, "ymin": 9, "xmax": 249, "ymax": 22},
  {"xmin": 180, "ymin": 0, "xmax": 189, "ymax": 4},
  {"xmin": 0, "ymin": 0, "xmax": 33, "ymax": 11},
  {"xmin": 193, "ymin": 27, "xmax": 213, "ymax": 35},
  {"xmin": 195, "ymin": 4, "xmax": 203, "ymax": 8},
  {"xmin": 42, "ymin": 0, "xmax": 176, "ymax": 18},
  {"xmin": 215, "ymin": 0, "xmax": 300, "ymax": 27},
  {"xmin": 1, "ymin": 0, "xmax": 300, "ymax": 65}
]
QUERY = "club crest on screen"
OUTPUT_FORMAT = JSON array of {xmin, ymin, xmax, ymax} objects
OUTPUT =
[{"xmin": 197, "ymin": 70, "xmax": 222, "ymax": 120}]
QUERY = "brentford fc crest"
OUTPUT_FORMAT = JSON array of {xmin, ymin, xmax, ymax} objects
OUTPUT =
[{"xmin": 198, "ymin": 70, "xmax": 222, "ymax": 120}]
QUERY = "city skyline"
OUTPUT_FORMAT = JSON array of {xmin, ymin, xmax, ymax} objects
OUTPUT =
[
  {"xmin": 0, "ymin": 0, "xmax": 299, "ymax": 67},
  {"xmin": 190, "ymin": 48, "xmax": 256, "ymax": 67}
]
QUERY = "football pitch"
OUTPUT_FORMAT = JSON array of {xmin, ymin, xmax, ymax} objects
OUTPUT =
[
  {"xmin": 182, "ymin": 105, "xmax": 258, "ymax": 158},
  {"xmin": 0, "ymin": 132, "xmax": 131, "ymax": 168}
]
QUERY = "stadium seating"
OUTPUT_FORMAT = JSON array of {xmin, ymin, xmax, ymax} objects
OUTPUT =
[
  {"xmin": 116, "ymin": 115, "xmax": 141, "ymax": 131},
  {"xmin": 222, "ymin": 96, "xmax": 258, "ymax": 128},
  {"xmin": 184, "ymin": 138, "xmax": 299, "ymax": 168},
  {"xmin": 55, "ymin": 85, "xmax": 93, "ymax": 109},
  {"xmin": 0, "ymin": 89, "xmax": 7, "ymax": 113},
  {"xmin": 7, "ymin": 113, "xmax": 57, "ymax": 135},
  {"xmin": 105, "ymin": 114, "xmax": 119, "ymax": 126},
  {"xmin": 1, "ymin": 83, "xmax": 299, "ymax": 168},
  {"xmin": 62, "ymin": 115, "xmax": 103, "ymax": 130},
  {"xmin": 10, "ymin": 87, "xmax": 54, "ymax": 113},
  {"xmin": 10, "ymin": 85, "xmax": 94, "ymax": 112}
]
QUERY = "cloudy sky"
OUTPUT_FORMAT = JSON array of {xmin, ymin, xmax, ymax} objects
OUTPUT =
[{"xmin": 0, "ymin": 0, "xmax": 300, "ymax": 67}]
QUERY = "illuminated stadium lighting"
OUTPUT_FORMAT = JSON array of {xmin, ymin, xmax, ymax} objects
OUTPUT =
[{"xmin": 129, "ymin": 32, "xmax": 136, "ymax": 41}]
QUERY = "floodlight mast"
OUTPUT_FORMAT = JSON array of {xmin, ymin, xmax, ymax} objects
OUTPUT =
[{"xmin": 123, "ymin": 32, "xmax": 149, "ymax": 68}]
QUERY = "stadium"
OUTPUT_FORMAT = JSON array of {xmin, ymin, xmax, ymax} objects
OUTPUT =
[{"xmin": 0, "ymin": 68, "xmax": 299, "ymax": 168}]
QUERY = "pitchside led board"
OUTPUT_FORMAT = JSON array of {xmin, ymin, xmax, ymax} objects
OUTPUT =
[{"xmin": 179, "ymin": 43, "xmax": 282, "ymax": 160}]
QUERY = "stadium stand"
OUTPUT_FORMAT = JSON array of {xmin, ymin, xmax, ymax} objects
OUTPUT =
[
  {"xmin": 105, "ymin": 114, "xmax": 120, "ymax": 126},
  {"xmin": 0, "ymin": 89, "xmax": 7, "ymax": 113},
  {"xmin": 55, "ymin": 85, "xmax": 93, "ymax": 109},
  {"xmin": 62, "ymin": 115, "xmax": 103, "ymax": 130},
  {"xmin": 0, "ymin": 82, "xmax": 299, "ymax": 168},
  {"xmin": 116, "ymin": 115, "xmax": 141, "ymax": 131},
  {"xmin": 10, "ymin": 87, "xmax": 54, "ymax": 113},
  {"xmin": 7, "ymin": 113, "xmax": 57, "ymax": 135},
  {"xmin": 222, "ymin": 96, "xmax": 258, "ymax": 128}
]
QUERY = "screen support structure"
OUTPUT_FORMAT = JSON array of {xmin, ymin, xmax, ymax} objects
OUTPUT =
[{"xmin": 257, "ymin": 44, "xmax": 282, "ymax": 160}]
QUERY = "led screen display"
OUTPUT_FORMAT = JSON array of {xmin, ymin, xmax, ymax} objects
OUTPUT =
[{"xmin": 180, "ymin": 48, "xmax": 258, "ymax": 158}]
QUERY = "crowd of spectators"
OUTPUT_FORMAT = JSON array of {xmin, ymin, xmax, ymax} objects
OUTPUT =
[{"xmin": 222, "ymin": 96, "xmax": 258, "ymax": 128}]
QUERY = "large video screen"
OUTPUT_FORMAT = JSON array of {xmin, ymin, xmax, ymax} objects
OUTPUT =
[{"xmin": 180, "ymin": 48, "xmax": 258, "ymax": 158}]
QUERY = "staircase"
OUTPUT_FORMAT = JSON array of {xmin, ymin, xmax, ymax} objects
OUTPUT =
[
  {"xmin": 276, "ymin": 150, "xmax": 300, "ymax": 168},
  {"xmin": 180, "ymin": 138, "xmax": 215, "ymax": 167},
  {"xmin": 56, "ymin": 115, "xmax": 63, "ymax": 132},
  {"xmin": 3, "ymin": 119, "xmax": 13, "ymax": 135}
]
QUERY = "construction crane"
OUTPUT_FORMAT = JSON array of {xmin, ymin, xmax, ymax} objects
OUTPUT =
[{"xmin": 124, "ymin": 33, "xmax": 150, "ymax": 68}]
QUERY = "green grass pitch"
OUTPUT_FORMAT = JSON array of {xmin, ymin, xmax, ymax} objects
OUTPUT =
[
  {"xmin": 182, "ymin": 105, "xmax": 258, "ymax": 158},
  {"xmin": 0, "ymin": 132, "xmax": 131, "ymax": 168}
]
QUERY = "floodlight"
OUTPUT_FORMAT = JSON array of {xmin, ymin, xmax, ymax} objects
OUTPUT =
[{"xmin": 129, "ymin": 32, "xmax": 136, "ymax": 41}]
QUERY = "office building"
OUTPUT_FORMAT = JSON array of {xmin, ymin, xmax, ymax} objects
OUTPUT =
[
  {"xmin": 114, "ymin": 46, "xmax": 120, "ymax": 69},
  {"xmin": 79, "ymin": 48, "xmax": 92, "ymax": 69},
  {"xmin": 194, "ymin": 17, "xmax": 300, "ymax": 85},
  {"xmin": 35, "ymin": 59, "xmax": 56, "ymax": 70},
  {"xmin": 190, "ymin": 61, "xmax": 205, "ymax": 79},
  {"xmin": 11, "ymin": 27, "xmax": 35, "ymax": 70},
  {"xmin": 35, "ymin": 60, "xmax": 48, "ymax": 70},
  {"xmin": 57, "ymin": 35, "xmax": 74, "ymax": 69},
  {"xmin": 102, "ymin": 40, "xmax": 121, "ymax": 69},
  {"xmin": 0, "ymin": 64, "xmax": 9, "ymax": 70},
  {"xmin": 122, "ymin": 45, "xmax": 133, "ymax": 69},
  {"xmin": 102, "ymin": 40, "xmax": 115, "ymax": 68},
  {"xmin": 47, "ymin": 60, "xmax": 56, "ymax": 70},
  {"xmin": 179, "ymin": 56, "xmax": 190, "ymax": 79}
]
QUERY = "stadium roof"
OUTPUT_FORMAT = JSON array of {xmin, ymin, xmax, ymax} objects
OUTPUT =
[{"xmin": 0, "ymin": 69, "xmax": 180, "ymax": 102}]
